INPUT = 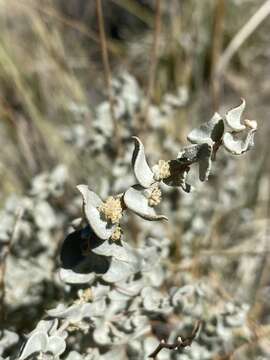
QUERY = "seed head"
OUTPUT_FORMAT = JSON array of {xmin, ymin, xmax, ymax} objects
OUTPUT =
[
  {"xmin": 99, "ymin": 196, "xmax": 123, "ymax": 224},
  {"xmin": 148, "ymin": 185, "xmax": 162, "ymax": 207},
  {"xmin": 152, "ymin": 160, "xmax": 171, "ymax": 181},
  {"xmin": 111, "ymin": 226, "xmax": 122, "ymax": 241}
]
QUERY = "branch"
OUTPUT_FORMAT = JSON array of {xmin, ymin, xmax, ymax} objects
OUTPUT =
[{"xmin": 148, "ymin": 320, "xmax": 202, "ymax": 359}]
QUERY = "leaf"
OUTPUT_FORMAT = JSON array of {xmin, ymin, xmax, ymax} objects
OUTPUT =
[
  {"xmin": 187, "ymin": 112, "xmax": 224, "ymax": 144},
  {"xmin": 77, "ymin": 185, "xmax": 115, "ymax": 240},
  {"xmin": 123, "ymin": 185, "xmax": 167, "ymax": 221},
  {"xmin": 102, "ymin": 257, "xmax": 141, "ymax": 283},
  {"xmin": 46, "ymin": 336, "xmax": 66, "ymax": 357},
  {"xmin": 47, "ymin": 303, "xmax": 91, "ymax": 323},
  {"xmin": 141, "ymin": 287, "xmax": 163, "ymax": 312},
  {"xmin": 19, "ymin": 332, "xmax": 48, "ymax": 360},
  {"xmin": 92, "ymin": 240, "xmax": 139, "ymax": 264},
  {"xmin": 141, "ymin": 287, "xmax": 171, "ymax": 314},
  {"xmin": 102, "ymin": 347, "xmax": 127, "ymax": 360},
  {"xmin": 225, "ymin": 99, "xmax": 246, "ymax": 132},
  {"xmin": 198, "ymin": 143, "xmax": 213, "ymax": 181},
  {"xmin": 177, "ymin": 145, "xmax": 201, "ymax": 164},
  {"xmin": 223, "ymin": 129, "xmax": 256, "ymax": 155},
  {"xmin": 60, "ymin": 268, "xmax": 94, "ymax": 284},
  {"xmin": 93, "ymin": 323, "xmax": 111, "ymax": 345},
  {"xmin": 171, "ymin": 285, "xmax": 194, "ymax": 307},
  {"xmin": 34, "ymin": 201, "xmax": 56, "ymax": 230},
  {"xmin": 29, "ymin": 320, "xmax": 57, "ymax": 337},
  {"xmin": 131, "ymin": 137, "xmax": 154, "ymax": 188}
]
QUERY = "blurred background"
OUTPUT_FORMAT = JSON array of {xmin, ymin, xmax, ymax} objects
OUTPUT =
[
  {"xmin": 0, "ymin": 0, "xmax": 269, "ymax": 197},
  {"xmin": 0, "ymin": 0, "xmax": 270, "ymax": 358}
]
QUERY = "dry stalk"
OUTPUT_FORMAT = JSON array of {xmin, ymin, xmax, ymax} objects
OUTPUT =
[
  {"xmin": 210, "ymin": 0, "xmax": 225, "ymax": 110},
  {"xmin": 96, "ymin": 0, "xmax": 121, "ymax": 155},
  {"xmin": 216, "ymin": 0, "xmax": 270, "ymax": 77},
  {"xmin": 143, "ymin": 0, "xmax": 161, "ymax": 132}
]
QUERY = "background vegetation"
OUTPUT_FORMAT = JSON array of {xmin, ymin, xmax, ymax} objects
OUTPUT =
[{"xmin": 0, "ymin": 0, "xmax": 269, "ymax": 359}]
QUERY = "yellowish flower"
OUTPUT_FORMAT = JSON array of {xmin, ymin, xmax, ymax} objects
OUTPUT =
[
  {"xmin": 148, "ymin": 185, "xmax": 162, "ymax": 207},
  {"xmin": 111, "ymin": 226, "xmax": 122, "ymax": 241},
  {"xmin": 152, "ymin": 160, "xmax": 171, "ymax": 181},
  {"xmin": 99, "ymin": 196, "xmax": 123, "ymax": 224}
]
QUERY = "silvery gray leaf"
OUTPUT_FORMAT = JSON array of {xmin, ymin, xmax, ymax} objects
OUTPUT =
[
  {"xmin": 123, "ymin": 185, "xmax": 168, "ymax": 221},
  {"xmin": 115, "ymin": 279, "xmax": 144, "ymax": 297},
  {"xmin": 70, "ymin": 217, "xmax": 83, "ymax": 230},
  {"xmin": 177, "ymin": 144, "xmax": 201, "ymax": 164},
  {"xmin": 28, "ymin": 320, "xmax": 57, "ymax": 337},
  {"xmin": 66, "ymin": 350, "xmax": 101, "ymax": 360},
  {"xmin": 0, "ymin": 330, "xmax": 19, "ymax": 356},
  {"xmin": 46, "ymin": 336, "xmax": 66, "ymax": 357},
  {"xmin": 223, "ymin": 129, "xmax": 256, "ymax": 155},
  {"xmin": 92, "ymin": 240, "xmax": 139, "ymax": 264},
  {"xmin": 91, "ymin": 283, "xmax": 110, "ymax": 300},
  {"xmin": 102, "ymin": 347, "xmax": 126, "ymax": 360},
  {"xmin": 47, "ymin": 303, "xmax": 92, "ymax": 323},
  {"xmin": 59, "ymin": 268, "xmax": 95, "ymax": 284},
  {"xmin": 141, "ymin": 287, "xmax": 163, "ymax": 312},
  {"xmin": 198, "ymin": 142, "xmax": 213, "ymax": 181},
  {"xmin": 93, "ymin": 323, "xmax": 111, "ymax": 345},
  {"xmin": 87, "ymin": 298, "xmax": 107, "ymax": 318},
  {"xmin": 131, "ymin": 315, "xmax": 151, "ymax": 339},
  {"xmin": 77, "ymin": 185, "xmax": 115, "ymax": 240},
  {"xmin": 141, "ymin": 287, "xmax": 171, "ymax": 314},
  {"xmin": 170, "ymin": 285, "xmax": 195, "ymax": 307},
  {"xmin": 187, "ymin": 112, "xmax": 224, "ymax": 144},
  {"xmin": 138, "ymin": 246, "xmax": 160, "ymax": 272},
  {"xmin": 225, "ymin": 99, "xmax": 246, "ymax": 132},
  {"xmin": 102, "ymin": 257, "xmax": 141, "ymax": 283},
  {"xmin": 84, "ymin": 349, "xmax": 101, "ymax": 360},
  {"xmin": 108, "ymin": 289, "xmax": 131, "ymax": 301},
  {"xmin": 65, "ymin": 351, "xmax": 83, "ymax": 360},
  {"xmin": 34, "ymin": 201, "xmax": 56, "ymax": 230},
  {"xmin": 131, "ymin": 137, "xmax": 154, "ymax": 188},
  {"xmin": 144, "ymin": 263, "xmax": 165, "ymax": 287},
  {"xmin": 19, "ymin": 331, "xmax": 48, "ymax": 360}
]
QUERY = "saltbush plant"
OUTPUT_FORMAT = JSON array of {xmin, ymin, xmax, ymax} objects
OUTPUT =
[{"xmin": 0, "ymin": 74, "xmax": 259, "ymax": 360}]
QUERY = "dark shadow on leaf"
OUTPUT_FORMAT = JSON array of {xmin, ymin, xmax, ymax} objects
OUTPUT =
[{"xmin": 60, "ymin": 226, "xmax": 110, "ymax": 275}]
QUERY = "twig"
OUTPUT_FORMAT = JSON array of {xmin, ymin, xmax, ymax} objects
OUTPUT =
[
  {"xmin": 96, "ymin": 0, "xmax": 121, "ymax": 155},
  {"xmin": 148, "ymin": 320, "xmax": 202, "ymax": 359},
  {"xmin": 143, "ymin": 0, "xmax": 161, "ymax": 130},
  {"xmin": 0, "ymin": 207, "xmax": 24, "ymax": 325},
  {"xmin": 216, "ymin": 0, "xmax": 270, "ymax": 77}
]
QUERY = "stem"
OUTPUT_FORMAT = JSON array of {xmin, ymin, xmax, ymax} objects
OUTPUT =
[{"xmin": 148, "ymin": 320, "xmax": 202, "ymax": 358}]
